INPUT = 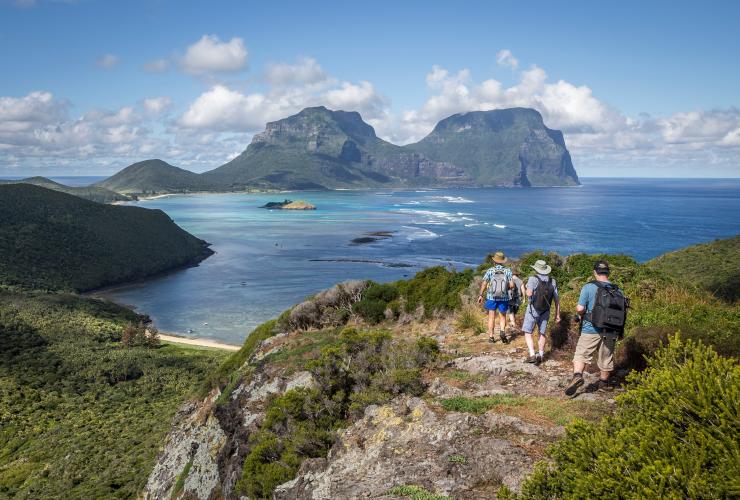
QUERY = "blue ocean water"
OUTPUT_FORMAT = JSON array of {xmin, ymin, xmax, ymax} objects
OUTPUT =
[{"xmin": 98, "ymin": 178, "xmax": 740, "ymax": 344}]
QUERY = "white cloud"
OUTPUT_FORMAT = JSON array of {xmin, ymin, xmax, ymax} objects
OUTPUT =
[
  {"xmin": 141, "ymin": 96, "xmax": 173, "ymax": 115},
  {"xmin": 496, "ymin": 49, "xmax": 518, "ymax": 69},
  {"xmin": 265, "ymin": 57, "xmax": 328, "ymax": 86},
  {"xmin": 180, "ymin": 35, "xmax": 247, "ymax": 75},
  {"xmin": 143, "ymin": 58, "xmax": 169, "ymax": 73},
  {"xmin": 96, "ymin": 53, "xmax": 119, "ymax": 69}
]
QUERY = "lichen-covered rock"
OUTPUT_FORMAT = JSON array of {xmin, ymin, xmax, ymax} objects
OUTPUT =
[{"xmin": 274, "ymin": 397, "xmax": 547, "ymax": 499}]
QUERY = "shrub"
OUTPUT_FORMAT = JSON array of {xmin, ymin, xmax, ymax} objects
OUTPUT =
[
  {"xmin": 353, "ymin": 299, "xmax": 388, "ymax": 324},
  {"xmin": 513, "ymin": 336, "xmax": 740, "ymax": 499},
  {"xmin": 397, "ymin": 267, "xmax": 474, "ymax": 318},
  {"xmin": 237, "ymin": 329, "xmax": 439, "ymax": 498},
  {"xmin": 455, "ymin": 305, "xmax": 485, "ymax": 333}
]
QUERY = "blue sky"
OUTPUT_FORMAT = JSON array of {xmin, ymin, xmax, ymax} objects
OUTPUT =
[{"xmin": 1, "ymin": 0, "xmax": 739, "ymax": 177}]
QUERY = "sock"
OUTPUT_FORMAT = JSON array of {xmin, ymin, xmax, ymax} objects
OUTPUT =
[
  {"xmin": 529, "ymin": 348, "xmax": 535, "ymax": 356},
  {"xmin": 539, "ymin": 350, "xmax": 545, "ymax": 357}
]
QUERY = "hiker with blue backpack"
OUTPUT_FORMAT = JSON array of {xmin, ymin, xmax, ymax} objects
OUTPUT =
[
  {"xmin": 478, "ymin": 251, "xmax": 514, "ymax": 344},
  {"xmin": 565, "ymin": 260, "xmax": 629, "ymax": 395},
  {"xmin": 523, "ymin": 260, "xmax": 560, "ymax": 365}
]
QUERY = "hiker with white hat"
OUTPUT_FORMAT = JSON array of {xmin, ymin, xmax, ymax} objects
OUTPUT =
[
  {"xmin": 477, "ymin": 251, "xmax": 515, "ymax": 344},
  {"xmin": 522, "ymin": 259, "xmax": 560, "ymax": 365}
]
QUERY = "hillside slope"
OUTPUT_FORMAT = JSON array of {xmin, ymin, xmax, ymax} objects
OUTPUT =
[
  {"xmin": 0, "ymin": 184, "xmax": 213, "ymax": 291},
  {"xmin": 647, "ymin": 235, "xmax": 740, "ymax": 302},
  {"xmin": 0, "ymin": 176, "xmax": 131, "ymax": 203},
  {"xmin": 407, "ymin": 108, "xmax": 579, "ymax": 186},
  {"xmin": 95, "ymin": 159, "xmax": 220, "ymax": 195}
]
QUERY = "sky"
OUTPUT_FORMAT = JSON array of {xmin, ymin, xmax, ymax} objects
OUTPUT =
[{"xmin": 1, "ymin": 0, "xmax": 739, "ymax": 177}]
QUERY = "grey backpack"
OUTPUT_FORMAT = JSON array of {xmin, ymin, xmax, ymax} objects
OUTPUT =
[{"xmin": 488, "ymin": 269, "xmax": 509, "ymax": 300}]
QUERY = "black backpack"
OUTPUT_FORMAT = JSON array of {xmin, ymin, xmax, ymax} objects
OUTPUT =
[
  {"xmin": 531, "ymin": 277, "xmax": 555, "ymax": 314},
  {"xmin": 587, "ymin": 281, "xmax": 629, "ymax": 335}
]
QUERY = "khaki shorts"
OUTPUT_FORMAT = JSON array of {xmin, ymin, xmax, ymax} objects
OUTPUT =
[{"xmin": 573, "ymin": 333, "xmax": 616, "ymax": 371}]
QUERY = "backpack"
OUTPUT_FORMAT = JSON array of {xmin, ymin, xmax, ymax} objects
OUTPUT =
[
  {"xmin": 531, "ymin": 276, "xmax": 555, "ymax": 314},
  {"xmin": 487, "ymin": 268, "xmax": 509, "ymax": 300},
  {"xmin": 510, "ymin": 278, "xmax": 520, "ymax": 304},
  {"xmin": 587, "ymin": 281, "xmax": 629, "ymax": 335}
]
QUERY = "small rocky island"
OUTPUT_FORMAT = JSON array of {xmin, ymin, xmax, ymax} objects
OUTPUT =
[{"xmin": 260, "ymin": 199, "xmax": 316, "ymax": 210}]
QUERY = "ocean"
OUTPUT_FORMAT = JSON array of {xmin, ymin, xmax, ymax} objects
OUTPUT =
[{"xmin": 90, "ymin": 178, "xmax": 739, "ymax": 344}]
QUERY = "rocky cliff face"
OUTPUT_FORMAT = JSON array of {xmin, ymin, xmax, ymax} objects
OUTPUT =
[
  {"xmin": 143, "ymin": 282, "xmax": 614, "ymax": 500},
  {"xmin": 409, "ymin": 108, "xmax": 580, "ymax": 187}
]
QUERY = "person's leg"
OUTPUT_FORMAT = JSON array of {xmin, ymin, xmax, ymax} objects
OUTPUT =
[
  {"xmin": 497, "ymin": 303, "xmax": 509, "ymax": 342},
  {"xmin": 522, "ymin": 311, "xmax": 537, "ymax": 361},
  {"xmin": 537, "ymin": 318, "xmax": 548, "ymax": 358},
  {"xmin": 566, "ymin": 334, "xmax": 599, "ymax": 395},
  {"xmin": 596, "ymin": 336, "xmax": 616, "ymax": 390},
  {"xmin": 487, "ymin": 309, "xmax": 495, "ymax": 339}
]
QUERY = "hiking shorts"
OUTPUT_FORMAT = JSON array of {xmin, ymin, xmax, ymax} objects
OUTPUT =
[
  {"xmin": 522, "ymin": 311, "xmax": 548, "ymax": 335},
  {"xmin": 484, "ymin": 299, "xmax": 508, "ymax": 313},
  {"xmin": 573, "ymin": 333, "xmax": 616, "ymax": 371}
]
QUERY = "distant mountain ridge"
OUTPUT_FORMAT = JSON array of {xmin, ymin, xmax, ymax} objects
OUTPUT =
[
  {"xmin": 0, "ymin": 176, "xmax": 131, "ymax": 203},
  {"xmin": 96, "ymin": 107, "xmax": 580, "ymax": 194}
]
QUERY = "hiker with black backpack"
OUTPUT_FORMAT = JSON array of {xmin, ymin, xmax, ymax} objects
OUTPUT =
[
  {"xmin": 477, "ymin": 251, "xmax": 514, "ymax": 344},
  {"xmin": 565, "ymin": 260, "xmax": 629, "ymax": 396},
  {"xmin": 522, "ymin": 260, "xmax": 560, "ymax": 365},
  {"xmin": 507, "ymin": 266, "xmax": 526, "ymax": 331}
]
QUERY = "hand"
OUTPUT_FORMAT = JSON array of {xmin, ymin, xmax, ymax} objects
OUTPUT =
[
  {"xmin": 556, "ymin": 315, "xmax": 561, "ymax": 323},
  {"xmin": 477, "ymin": 295, "xmax": 483, "ymax": 305},
  {"xmin": 573, "ymin": 315, "xmax": 581, "ymax": 323}
]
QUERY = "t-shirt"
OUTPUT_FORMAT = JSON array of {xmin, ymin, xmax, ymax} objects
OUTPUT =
[
  {"xmin": 483, "ymin": 265, "xmax": 512, "ymax": 301},
  {"xmin": 578, "ymin": 281, "xmax": 611, "ymax": 334},
  {"xmin": 525, "ymin": 274, "xmax": 558, "ymax": 319},
  {"xmin": 510, "ymin": 276, "xmax": 524, "ymax": 304}
]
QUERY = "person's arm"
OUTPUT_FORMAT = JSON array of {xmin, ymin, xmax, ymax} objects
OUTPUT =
[
  {"xmin": 575, "ymin": 286, "xmax": 588, "ymax": 322},
  {"xmin": 554, "ymin": 283, "xmax": 561, "ymax": 322},
  {"xmin": 478, "ymin": 273, "xmax": 488, "ymax": 304},
  {"xmin": 520, "ymin": 282, "xmax": 527, "ymax": 301}
]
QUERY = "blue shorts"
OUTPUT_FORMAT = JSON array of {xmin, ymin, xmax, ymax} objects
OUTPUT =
[
  {"xmin": 485, "ymin": 300, "xmax": 509, "ymax": 313},
  {"xmin": 522, "ymin": 310, "xmax": 549, "ymax": 334}
]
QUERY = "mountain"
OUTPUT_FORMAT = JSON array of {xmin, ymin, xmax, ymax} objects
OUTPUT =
[
  {"xmin": 0, "ymin": 176, "xmax": 131, "ymax": 203},
  {"xmin": 0, "ymin": 184, "xmax": 213, "ymax": 291},
  {"xmin": 94, "ymin": 159, "xmax": 219, "ymax": 195},
  {"xmin": 407, "ymin": 108, "xmax": 580, "ymax": 186},
  {"xmin": 201, "ymin": 106, "xmax": 470, "ymax": 189},
  {"xmin": 97, "ymin": 107, "xmax": 579, "ymax": 193}
]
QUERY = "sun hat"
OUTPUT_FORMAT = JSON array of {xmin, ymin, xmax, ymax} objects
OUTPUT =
[
  {"xmin": 594, "ymin": 260, "xmax": 611, "ymax": 275},
  {"xmin": 531, "ymin": 260, "xmax": 552, "ymax": 275},
  {"xmin": 492, "ymin": 251, "xmax": 507, "ymax": 264}
]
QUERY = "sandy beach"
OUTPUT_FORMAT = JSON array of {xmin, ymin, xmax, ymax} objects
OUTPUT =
[{"xmin": 160, "ymin": 333, "xmax": 241, "ymax": 351}]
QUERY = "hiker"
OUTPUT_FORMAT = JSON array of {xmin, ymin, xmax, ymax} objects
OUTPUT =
[
  {"xmin": 565, "ymin": 260, "xmax": 629, "ymax": 395},
  {"xmin": 522, "ymin": 260, "xmax": 560, "ymax": 365},
  {"xmin": 477, "ymin": 251, "xmax": 514, "ymax": 344},
  {"xmin": 507, "ymin": 266, "xmax": 526, "ymax": 330}
]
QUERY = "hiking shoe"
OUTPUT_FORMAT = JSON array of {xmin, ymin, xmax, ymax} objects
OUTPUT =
[
  {"xmin": 534, "ymin": 353, "xmax": 543, "ymax": 366},
  {"xmin": 488, "ymin": 336, "xmax": 497, "ymax": 343},
  {"xmin": 499, "ymin": 332, "xmax": 509, "ymax": 344},
  {"xmin": 525, "ymin": 355, "xmax": 538, "ymax": 363},
  {"xmin": 564, "ymin": 375, "xmax": 584, "ymax": 396},
  {"xmin": 597, "ymin": 379, "xmax": 613, "ymax": 392}
]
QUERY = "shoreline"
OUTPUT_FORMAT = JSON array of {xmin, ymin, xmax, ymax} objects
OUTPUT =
[{"xmin": 159, "ymin": 332, "xmax": 241, "ymax": 351}]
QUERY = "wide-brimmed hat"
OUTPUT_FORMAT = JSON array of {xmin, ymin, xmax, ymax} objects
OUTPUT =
[
  {"xmin": 531, "ymin": 260, "xmax": 551, "ymax": 275},
  {"xmin": 492, "ymin": 251, "xmax": 507, "ymax": 264}
]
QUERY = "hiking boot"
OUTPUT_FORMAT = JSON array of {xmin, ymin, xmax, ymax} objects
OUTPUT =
[
  {"xmin": 534, "ymin": 353, "xmax": 543, "ymax": 366},
  {"xmin": 488, "ymin": 336, "xmax": 497, "ymax": 343},
  {"xmin": 564, "ymin": 375, "xmax": 584, "ymax": 396},
  {"xmin": 525, "ymin": 355, "xmax": 538, "ymax": 363},
  {"xmin": 596, "ymin": 379, "xmax": 613, "ymax": 392},
  {"xmin": 499, "ymin": 332, "xmax": 509, "ymax": 344}
]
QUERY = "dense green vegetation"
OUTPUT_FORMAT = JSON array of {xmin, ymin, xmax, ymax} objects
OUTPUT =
[
  {"xmin": 0, "ymin": 288, "xmax": 226, "ymax": 498},
  {"xmin": 647, "ymin": 235, "xmax": 740, "ymax": 303},
  {"xmin": 235, "ymin": 328, "xmax": 439, "ymax": 498},
  {"xmin": 0, "ymin": 176, "xmax": 131, "ymax": 203},
  {"xmin": 94, "ymin": 159, "xmax": 220, "ymax": 195},
  {"xmin": 408, "ymin": 108, "xmax": 579, "ymax": 186},
  {"xmin": 0, "ymin": 184, "xmax": 213, "ymax": 291},
  {"xmin": 504, "ymin": 337, "xmax": 739, "ymax": 499}
]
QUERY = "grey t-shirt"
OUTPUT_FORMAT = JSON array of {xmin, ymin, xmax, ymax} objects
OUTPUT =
[
  {"xmin": 510, "ymin": 276, "xmax": 524, "ymax": 304},
  {"xmin": 525, "ymin": 274, "xmax": 559, "ymax": 319}
]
